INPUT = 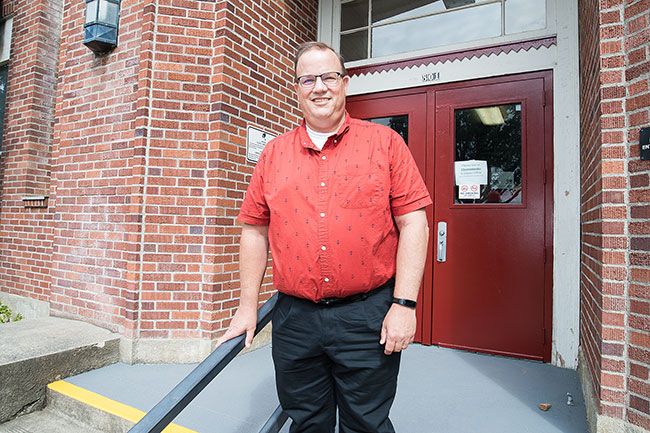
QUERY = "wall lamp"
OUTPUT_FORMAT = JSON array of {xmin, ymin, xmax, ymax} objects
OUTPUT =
[{"xmin": 83, "ymin": 0, "xmax": 120, "ymax": 54}]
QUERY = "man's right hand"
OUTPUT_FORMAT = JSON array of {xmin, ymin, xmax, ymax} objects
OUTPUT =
[{"xmin": 215, "ymin": 306, "xmax": 258, "ymax": 349}]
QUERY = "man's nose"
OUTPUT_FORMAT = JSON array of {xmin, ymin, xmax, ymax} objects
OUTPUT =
[{"xmin": 312, "ymin": 76, "xmax": 328, "ymax": 91}]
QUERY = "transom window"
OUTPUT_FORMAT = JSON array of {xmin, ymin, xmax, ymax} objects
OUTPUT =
[{"xmin": 339, "ymin": 0, "xmax": 547, "ymax": 62}]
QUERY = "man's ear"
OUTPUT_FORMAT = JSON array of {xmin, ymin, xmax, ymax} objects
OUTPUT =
[{"xmin": 342, "ymin": 75, "xmax": 350, "ymax": 94}]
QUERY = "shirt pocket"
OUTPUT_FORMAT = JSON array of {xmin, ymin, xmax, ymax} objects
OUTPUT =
[{"xmin": 336, "ymin": 172, "xmax": 382, "ymax": 209}]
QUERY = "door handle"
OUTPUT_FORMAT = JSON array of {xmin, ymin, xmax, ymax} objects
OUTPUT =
[{"xmin": 437, "ymin": 221, "xmax": 447, "ymax": 263}]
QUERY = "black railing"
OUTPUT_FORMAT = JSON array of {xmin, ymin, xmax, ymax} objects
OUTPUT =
[
  {"xmin": 258, "ymin": 404, "xmax": 289, "ymax": 433},
  {"xmin": 128, "ymin": 293, "xmax": 288, "ymax": 433}
]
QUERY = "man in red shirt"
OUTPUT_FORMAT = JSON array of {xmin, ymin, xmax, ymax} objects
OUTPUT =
[{"xmin": 218, "ymin": 42, "xmax": 431, "ymax": 433}]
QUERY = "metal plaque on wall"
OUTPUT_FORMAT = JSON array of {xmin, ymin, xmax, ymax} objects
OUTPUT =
[{"xmin": 247, "ymin": 126, "xmax": 276, "ymax": 163}]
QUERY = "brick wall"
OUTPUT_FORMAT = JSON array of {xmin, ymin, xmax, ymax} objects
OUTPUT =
[
  {"xmin": 580, "ymin": 0, "xmax": 650, "ymax": 430},
  {"xmin": 579, "ymin": 0, "xmax": 605, "ymax": 416},
  {"xmin": 0, "ymin": 0, "xmax": 318, "ymax": 347},
  {"xmin": 1, "ymin": 0, "xmax": 14, "ymax": 17},
  {"xmin": 48, "ymin": 0, "xmax": 145, "ymax": 335},
  {"xmin": 624, "ymin": 0, "xmax": 650, "ymax": 429},
  {"xmin": 132, "ymin": 0, "xmax": 317, "ymax": 342},
  {"xmin": 201, "ymin": 0, "xmax": 318, "ymax": 338},
  {"xmin": 0, "ymin": 0, "xmax": 62, "ymax": 300}
]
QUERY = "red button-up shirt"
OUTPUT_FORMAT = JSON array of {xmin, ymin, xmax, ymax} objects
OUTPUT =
[{"xmin": 238, "ymin": 114, "xmax": 432, "ymax": 302}]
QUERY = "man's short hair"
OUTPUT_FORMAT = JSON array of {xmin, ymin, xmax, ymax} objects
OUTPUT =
[{"xmin": 293, "ymin": 41, "xmax": 348, "ymax": 77}]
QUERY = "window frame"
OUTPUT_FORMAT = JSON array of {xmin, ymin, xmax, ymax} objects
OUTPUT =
[{"xmin": 319, "ymin": 0, "xmax": 556, "ymax": 67}]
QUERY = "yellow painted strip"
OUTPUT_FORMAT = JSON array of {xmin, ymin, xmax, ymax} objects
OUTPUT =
[{"xmin": 48, "ymin": 380, "xmax": 198, "ymax": 433}]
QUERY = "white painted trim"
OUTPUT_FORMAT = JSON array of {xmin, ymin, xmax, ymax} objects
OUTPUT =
[
  {"xmin": 550, "ymin": 0, "xmax": 580, "ymax": 370},
  {"xmin": 1, "ymin": 17, "xmax": 12, "ymax": 63},
  {"xmin": 319, "ymin": 0, "xmax": 581, "ymax": 370},
  {"xmin": 317, "ymin": 0, "xmax": 332, "ymax": 44}
]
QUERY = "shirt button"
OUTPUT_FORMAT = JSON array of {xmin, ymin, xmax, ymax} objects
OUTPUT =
[
  {"xmin": 320, "ymin": 182, "xmax": 326, "ymax": 187},
  {"xmin": 322, "ymin": 156, "xmax": 327, "ymax": 160},
  {"xmin": 321, "ymin": 245, "xmax": 326, "ymax": 251},
  {"xmin": 324, "ymin": 277, "xmax": 330, "ymax": 282},
  {"xmin": 320, "ymin": 212, "xmax": 325, "ymax": 217}
]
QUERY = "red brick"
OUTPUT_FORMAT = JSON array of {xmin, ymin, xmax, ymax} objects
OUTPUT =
[{"xmin": 631, "ymin": 363, "xmax": 649, "ymax": 380}]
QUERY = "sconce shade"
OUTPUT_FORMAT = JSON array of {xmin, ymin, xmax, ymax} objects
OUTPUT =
[{"xmin": 83, "ymin": 0, "xmax": 120, "ymax": 54}]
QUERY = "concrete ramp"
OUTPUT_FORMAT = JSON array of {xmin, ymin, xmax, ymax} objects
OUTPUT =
[{"xmin": 0, "ymin": 317, "xmax": 119, "ymax": 423}]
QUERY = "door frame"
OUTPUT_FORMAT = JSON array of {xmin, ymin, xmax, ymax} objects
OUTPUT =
[{"xmin": 347, "ymin": 70, "xmax": 554, "ymax": 361}]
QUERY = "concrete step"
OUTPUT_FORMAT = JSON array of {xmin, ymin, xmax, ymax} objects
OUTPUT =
[
  {"xmin": 0, "ymin": 317, "xmax": 120, "ymax": 423},
  {"xmin": 46, "ymin": 381, "xmax": 137, "ymax": 433},
  {"xmin": 45, "ymin": 380, "xmax": 197, "ymax": 433},
  {"xmin": 0, "ymin": 408, "xmax": 104, "ymax": 433}
]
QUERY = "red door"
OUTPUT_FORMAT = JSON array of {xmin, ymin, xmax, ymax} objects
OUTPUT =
[
  {"xmin": 346, "ymin": 93, "xmax": 431, "ymax": 342},
  {"xmin": 433, "ymin": 76, "xmax": 551, "ymax": 361},
  {"xmin": 347, "ymin": 72, "xmax": 552, "ymax": 361}
]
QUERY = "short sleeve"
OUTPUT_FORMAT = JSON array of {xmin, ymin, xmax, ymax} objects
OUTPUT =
[
  {"xmin": 238, "ymin": 151, "xmax": 271, "ymax": 225},
  {"xmin": 388, "ymin": 130, "xmax": 433, "ymax": 216}
]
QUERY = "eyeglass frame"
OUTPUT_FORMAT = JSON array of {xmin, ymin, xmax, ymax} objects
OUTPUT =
[{"xmin": 295, "ymin": 71, "xmax": 345, "ymax": 88}]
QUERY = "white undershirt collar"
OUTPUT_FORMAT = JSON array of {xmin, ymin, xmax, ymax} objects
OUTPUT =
[{"xmin": 306, "ymin": 124, "xmax": 337, "ymax": 151}]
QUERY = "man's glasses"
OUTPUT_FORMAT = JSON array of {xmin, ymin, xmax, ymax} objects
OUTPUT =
[{"xmin": 296, "ymin": 72, "xmax": 344, "ymax": 88}]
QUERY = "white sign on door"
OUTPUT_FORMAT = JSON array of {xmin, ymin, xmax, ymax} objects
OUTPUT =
[
  {"xmin": 455, "ymin": 160, "xmax": 488, "ymax": 185},
  {"xmin": 458, "ymin": 183, "xmax": 481, "ymax": 199}
]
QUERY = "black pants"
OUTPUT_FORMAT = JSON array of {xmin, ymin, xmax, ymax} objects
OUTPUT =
[{"xmin": 272, "ymin": 280, "xmax": 400, "ymax": 433}]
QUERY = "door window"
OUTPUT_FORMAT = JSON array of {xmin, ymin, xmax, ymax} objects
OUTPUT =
[
  {"xmin": 454, "ymin": 103, "xmax": 522, "ymax": 204},
  {"xmin": 369, "ymin": 115, "xmax": 409, "ymax": 144}
]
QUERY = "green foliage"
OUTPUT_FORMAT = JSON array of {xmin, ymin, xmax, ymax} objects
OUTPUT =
[{"xmin": 0, "ymin": 301, "xmax": 23, "ymax": 323}]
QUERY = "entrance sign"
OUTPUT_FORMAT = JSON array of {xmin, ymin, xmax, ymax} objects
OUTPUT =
[
  {"xmin": 454, "ymin": 160, "xmax": 487, "ymax": 185},
  {"xmin": 246, "ymin": 126, "xmax": 276, "ymax": 163}
]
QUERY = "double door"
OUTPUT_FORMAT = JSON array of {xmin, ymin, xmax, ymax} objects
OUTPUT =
[{"xmin": 347, "ymin": 72, "xmax": 553, "ymax": 361}]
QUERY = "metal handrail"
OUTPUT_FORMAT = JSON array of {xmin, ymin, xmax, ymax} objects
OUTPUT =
[
  {"xmin": 128, "ymin": 293, "xmax": 287, "ymax": 433},
  {"xmin": 258, "ymin": 404, "xmax": 289, "ymax": 433}
]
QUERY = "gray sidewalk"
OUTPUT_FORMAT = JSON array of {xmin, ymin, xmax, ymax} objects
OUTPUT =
[{"xmin": 65, "ymin": 344, "xmax": 588, "ymax": 433}]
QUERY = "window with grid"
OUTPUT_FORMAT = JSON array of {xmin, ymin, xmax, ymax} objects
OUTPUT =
[{"xmin": 339, "ymin": 0, "xmax": 546, "ymax": 62}]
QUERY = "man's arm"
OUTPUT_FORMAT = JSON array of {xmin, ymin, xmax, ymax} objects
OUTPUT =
[
  {"xmin": 215, "ymin": 223, "xmax": 269, "ymax": 348},
  {"xmin": 380, "ymin": 208, "xmax": 429, "ymax": 355}
]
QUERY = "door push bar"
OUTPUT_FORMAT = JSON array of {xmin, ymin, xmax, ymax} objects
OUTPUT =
[{"xmin": 437, "ymin": 222, "xmax": 447, "ymax": 263}]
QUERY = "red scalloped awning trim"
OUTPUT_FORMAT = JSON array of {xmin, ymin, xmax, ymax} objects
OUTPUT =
[{"xmin": 348, "ymin": 36, "xmax": 557, "ymax": 77}]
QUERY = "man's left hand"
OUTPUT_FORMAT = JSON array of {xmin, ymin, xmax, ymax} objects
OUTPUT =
[{"xmin": 380, "ymin": 303, "xmax": 417, "ymax": 355}]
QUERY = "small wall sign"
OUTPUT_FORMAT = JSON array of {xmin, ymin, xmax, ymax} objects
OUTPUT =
[
  {"xmin": 247, "ymin": 126, "xmax": 276, "ymax": 163},
  {"xmin": 641, "ymin": 127, "xmax": 650, "ymax": 161}
]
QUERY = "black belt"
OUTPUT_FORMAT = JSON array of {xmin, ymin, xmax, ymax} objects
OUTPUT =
[{"xmin": 316, "ymin": 278, "xmax": 394, "ymax": 307}]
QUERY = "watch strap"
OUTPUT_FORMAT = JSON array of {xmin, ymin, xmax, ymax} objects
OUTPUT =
[{"xmin": 392, "ymin": 297, "xmax": 417, "ymax": 309}]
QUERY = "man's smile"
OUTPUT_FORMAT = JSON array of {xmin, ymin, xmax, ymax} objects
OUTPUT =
[{"xmin": 311, "ymin": 97, "xmax": 331, "ymax": 104}]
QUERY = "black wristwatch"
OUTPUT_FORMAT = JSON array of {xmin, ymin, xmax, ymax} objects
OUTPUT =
[{"xmin": 392, "ymin": 297, "xmax": 417, "ymax": 309}]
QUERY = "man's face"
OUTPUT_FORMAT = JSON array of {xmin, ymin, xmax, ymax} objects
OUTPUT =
[{"xmin": 294, "ymin": 48, "xmax": 350, "ymax": 133}]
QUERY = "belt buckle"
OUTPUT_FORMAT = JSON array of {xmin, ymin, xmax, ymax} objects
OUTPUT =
[{"xmin": 319, "ymin": 297, "xmax": 337, "ymax": 306}]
